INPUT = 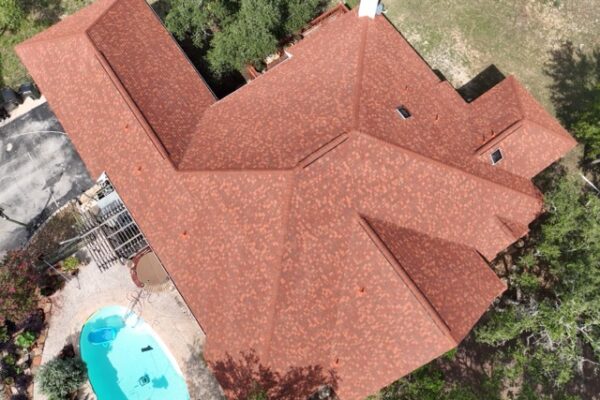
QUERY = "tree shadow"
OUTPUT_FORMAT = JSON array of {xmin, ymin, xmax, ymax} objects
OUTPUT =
[
  {"xmin": 208, "ymin": 349, "xmax": 339, "ymax": 400},
  {"xmin": 21, "ymin": 0, "xmax": 66, "ymax": 26},
  {"xmin": 564, "ymin": 344, "xmax": 600, "ymax": 399},
  {"xmin": 435, "ymin": 335, "xmax": 502, "ymax": 395},
  {"xmin": 149, "ymin": 0, "xmax": 171, "ymax": 21},
  {"xmin": 532, "ymin": 161, "xmax": 568, "ymax": 194},
  {"xmin": 544, "ymin": 41, "xmax": 600, "ymax": 129},
  {"xmin": 457, "ymin": 64, "xmax": 506, "ymax": 103}
]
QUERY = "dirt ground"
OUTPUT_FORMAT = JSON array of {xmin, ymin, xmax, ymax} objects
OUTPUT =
[{"xmin": 383, "ymin": 0, "xmax": 600, "ymax": 115}]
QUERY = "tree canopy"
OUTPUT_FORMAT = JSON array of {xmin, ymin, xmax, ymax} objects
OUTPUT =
[
  {"xmin": 0, "ymin": 251, "xmax": 40, "ymax": 325},
  {"xmin": 371, "ymin": 177, "xmax": 598, "ymax": 400},
  {"xmin": 477, "ymin": 177, "xmax": 600, "ymax": 389},
  {"xmin": 0, "ymin": 0, "xmax": 24, "ymax": 35},
  {"xmin": 165, "ymin": 0, "xmax": 324, "ymax": 77},
  {"xmin": 572, "ymin": 84, "xmax": 600, "ymax": 160},
  {"xmin": 207, "ymin": 0, "xmax": 280, "ymax": 75},
  {"xmin": 37, "ymin": 356, "xmax": 88, "ymax": 400}
]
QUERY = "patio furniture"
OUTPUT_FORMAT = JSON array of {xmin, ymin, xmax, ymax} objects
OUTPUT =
[{"xmin": 131, "ymin": 249, "xmax": 169, "ymax": 290}]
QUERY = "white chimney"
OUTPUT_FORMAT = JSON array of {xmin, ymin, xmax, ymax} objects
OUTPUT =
[{"xmin": 358, "ymin": 0, "xmax": 380, "ymax": 19}]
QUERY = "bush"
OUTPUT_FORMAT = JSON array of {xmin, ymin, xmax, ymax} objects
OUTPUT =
[
  {"xmin": 0, "ymin": 251, "xmax": 40, "ymax": 325},
  {"xmin": 0, "ymin": 325, "xmax": 8, "ymax": 344},
  {"xmin": 36, "ymin": 356, "xmax": 87, "ymax": 400},
  {"xmin": 14, "ymin": 331, "xmax": 35, "ymax": 349},
  {"xmin": 0, "ymin": 0, "xmax": 24, "ymax": 34},
  {"xmin": 61, "ymin": 256, "xmax": 80, "ymax": 273}
]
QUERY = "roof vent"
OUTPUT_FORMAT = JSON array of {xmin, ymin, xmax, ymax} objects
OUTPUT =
[
  {"xmin": 396, "ymin": 105, "xmax": 411, "ymax": 119},
  {"xmin": 359, "ymin": 0, "xmax": 380, "ymax": 19},
  {"xmin": 490, "ymin": 149, "xmax": 503, "ymax": 165}
]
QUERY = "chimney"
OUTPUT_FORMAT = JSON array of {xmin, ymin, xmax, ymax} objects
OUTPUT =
[{"xmin": 358, "ymin": 0, "xmax": 380, "ymax": 19}]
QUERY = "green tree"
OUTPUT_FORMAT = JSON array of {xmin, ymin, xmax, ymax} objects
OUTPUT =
[
  {"xmin": 572, "ymin": 84, "xmax": 600, "ymax": 160},
  {"xmin": 0, "ymin": 0, "xmax": 24, "ymax": 35},
  {"xmin": 477, "ymin": 178, "xmax": 600, "ymax": 389},
  {"xmin": 282, "ymin": 0, "xmax": 321, "ymax": 36},
  {"xmin": 207, "ymin": 0, "xmax": 280, "ymax": 76},
  {"xmin": 165, "ymin": 0, "xmax": 323, "ymax": 77},
  {"xmin": 165, "ymin": 0, "xmax": 237, "ymax": 49},
  {"xmin": 0, "ymin": 251, "xmax": 40, "ymax": 325},
  {"xmin": 36, "ymin": 356, "xmax": 88, "ymax": 400},
  {"xmin": 370, "ymin": 364, "xmax": 501, "ymax": 400}
]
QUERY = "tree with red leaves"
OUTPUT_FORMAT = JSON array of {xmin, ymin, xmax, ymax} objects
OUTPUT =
[{"xmin": 0, "ymin": 250, "xmax": 40, "ymax": 325}]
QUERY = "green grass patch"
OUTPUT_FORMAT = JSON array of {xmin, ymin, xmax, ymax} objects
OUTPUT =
[{"xmin": 383, "ymin": 0, "xmax": 600, "ymax": 114}]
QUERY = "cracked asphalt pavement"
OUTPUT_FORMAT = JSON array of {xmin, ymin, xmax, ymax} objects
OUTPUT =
[{"xmin": 0, "ymin": 102, "xmax": 92, "ymax": 256}]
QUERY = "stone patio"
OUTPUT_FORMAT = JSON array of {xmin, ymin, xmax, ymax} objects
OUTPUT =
[{"xmin": 34, "ymin": 250, "xmax": 224, "ymax": 400}]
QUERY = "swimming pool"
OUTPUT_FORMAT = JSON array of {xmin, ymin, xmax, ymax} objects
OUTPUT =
[{"xmin": 80, "ymin": 305, "xmax": 190, "ymax": 400}]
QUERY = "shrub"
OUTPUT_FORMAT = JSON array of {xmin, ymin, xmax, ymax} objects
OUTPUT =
[
  {"xmin": 0, "ymin": 0, "xmax": 24, "ymax": 34},
  {"xmin": 0, "ymin": 251, "xmax": 40, "ymax": 325},
  {"xmin": 14, "ymin": 331, "xmax": 35, "ymax": 349},
  {"xmin": 0, "ymin": 325, "xmax": 8, "ymax": 344},
  {"xmin": 61, "ymin": 256, "xmax": 80, "ymax": 273},
  {"xmin": 36, "ymin": 356, "xmax": 87, "ymax": 400}
]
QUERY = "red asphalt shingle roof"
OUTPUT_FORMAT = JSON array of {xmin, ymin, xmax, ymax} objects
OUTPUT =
[{"xmin": 16, "ymin": 1, "xmax": 576, "ymax": 399}]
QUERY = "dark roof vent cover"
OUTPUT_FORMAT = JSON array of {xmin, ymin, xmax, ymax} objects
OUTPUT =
[
  {"xmin": 490, "ymin": 149, "xmax": 503, "ymax": 165},
  {"xmin": 396, "ymin": 105, "xmax": 411, "ymax": 119}
]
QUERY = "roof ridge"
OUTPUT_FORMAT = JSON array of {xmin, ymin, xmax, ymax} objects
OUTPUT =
[
  {"xmin": 525, "ymin": 116, "xmax": 578, "ymax": 145},
  {"xmin": 260, "ymin": 171, "xmax": 301, "ymax": 365},
  {"xmin": 89, "ymin": 40, "xmax": 174, "ymax": 164},
  {"xmin": 351, "ymin": 17, "xmax": 370, "ymax": 129},
  {"xmin": 507, "ymin": 75, "xmax": 527, "ymax": 120},
  {"xmin": 84, "ymin": 0, "xmax": 125, "ymax": 36},
  {"xmin": 357, "ymin": 216, "xmax": 457, "ymax": 344},
  {"xmin": 298, "ymin": 133, "xmax": 350, "ymax": 169},
  {"xmin": 357, "ymin": 131, "xmax": 542, "ymax": 202},
  {"xmin": 474, "ymin": 120, "xmax": 524, "ymax": 155},
  {"xmin": 17, "ymin": 0, "xmax": 119, "ymax": 48},
  {"xmin": 508, "ymin": 76, "xmax": 576, "ymax": 144}
]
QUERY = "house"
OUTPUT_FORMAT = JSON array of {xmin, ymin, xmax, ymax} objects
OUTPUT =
[{"xmin": 16, "ymin": 0, "xmax": 576, "ymax": 398}]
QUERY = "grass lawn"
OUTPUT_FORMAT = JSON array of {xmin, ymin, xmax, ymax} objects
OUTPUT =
[
  {"xmin": 0, "ymin": 0, "xmax": 93, "ymax": 87},
  {"xmin": 382, "ymin": 0, "xmax": 600, "ymax": 114}
]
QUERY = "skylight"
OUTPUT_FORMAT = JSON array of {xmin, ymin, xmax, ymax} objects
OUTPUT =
[
  {"xmin": 396, "ymin": 106, "xmax": 411, "ymax": 119},
  {"xmin": 490, "ymin": 149, "xmax": 503, "ymax": 165}
]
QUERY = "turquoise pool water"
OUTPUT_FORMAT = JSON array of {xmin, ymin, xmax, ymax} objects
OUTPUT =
[{"xmin": 80, "ymin": 305, "xmax": 190, "ymax": 400}]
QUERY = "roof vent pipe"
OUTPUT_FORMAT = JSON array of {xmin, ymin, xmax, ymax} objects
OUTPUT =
[{"xmin": 358, "ymin": 0, "xmax": 380, "ymax": 19}]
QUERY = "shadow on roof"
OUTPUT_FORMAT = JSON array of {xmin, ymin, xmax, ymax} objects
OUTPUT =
[{"xmin": 209, "ymin": 349, "xmax": 339, "ymax": 400}]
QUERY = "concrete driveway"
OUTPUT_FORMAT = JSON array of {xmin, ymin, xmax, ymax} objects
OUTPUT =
[{"xmin": 0, "ymin": 102, "xmax": 92, "ymax": 255}]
